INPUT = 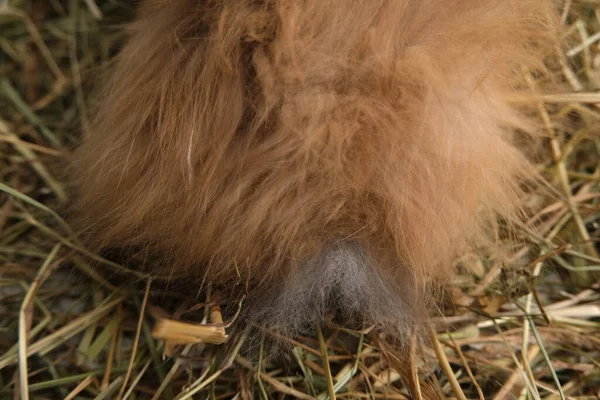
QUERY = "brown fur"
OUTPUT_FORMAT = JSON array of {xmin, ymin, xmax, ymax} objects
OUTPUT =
[{"xmin": 70, "ymin": 0, "xmax": 558, "ymax": 338}]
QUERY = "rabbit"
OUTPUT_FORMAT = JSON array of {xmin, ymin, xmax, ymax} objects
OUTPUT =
[{"xmin": 69, "ymin": 0, "xmax": 558, "ymax": 343}]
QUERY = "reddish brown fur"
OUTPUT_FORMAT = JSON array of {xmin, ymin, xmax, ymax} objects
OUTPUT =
[{"xmin": 70, "ymin": 0, "xmax": 558, "ymax": 336}]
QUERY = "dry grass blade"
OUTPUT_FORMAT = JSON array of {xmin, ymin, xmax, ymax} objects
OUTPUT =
[
  {"xmin": 428, "ymin": 325, "xmax": 467, "ymax": 400},
  {"xmin": 83, "ymin": 0, "xmax": 102, "ymax": 19},
  {"xmin": 541, "ymin": 92, "xmax": 600, "ymax": 103},
  {"xmin": 18, "ymin": 244, "xmax": 61, "ymax": 400},
  {"xmin": 317, "ymin": 325, "xmax": 337, "ymax": 400},
  {"xmin": 236, "ymin": 355, "xmax": 317, "ymax": 400},
  {"xmin": 0, "ymin": 182, "xmax": 75, "ymax": 239},
  {"xmin": 149, "ymin": 345, "xmax": 191, "ymax": 400},
  {"xmin": 117, "ymin": 279, "xmax": 152, "ymax": 400},
  {"xmin": 445, "ymin": 329, "xmax": 484, "ymax": 400},
  {"xmin": 93, "ymin": 376, "xmax": 124, "ymax": 400},
  {"xmin": 527, "ymin": 316, "xmax": 567, "ymax": 400},
  {"xmin": 0, "ymin": 295, "xmax": 125, "ymax": 369},
  {"xmin": 152, "ymin": 318, "xmax": 228, "ymax": 345},
  {"xmin": 0, "ymin": 123, "xmax": 66, "ymax": 201},
  {"xmin": 63, "ymin": 375, "xmax": 94, "ymax": 400},
  {"xmin": 122, "ymin": 360, "xmax": 152, "ymax": 400}
]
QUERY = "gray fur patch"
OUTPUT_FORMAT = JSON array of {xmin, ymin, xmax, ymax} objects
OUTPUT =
[{"xmin": 247, "ymin": 242, "xmax": 417, "ymax": 338}]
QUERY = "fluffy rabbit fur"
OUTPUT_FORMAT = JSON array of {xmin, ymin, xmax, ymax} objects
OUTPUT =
[{"xmin": 70, "ymin": 0, "xmax": 558, "ymax": 340}]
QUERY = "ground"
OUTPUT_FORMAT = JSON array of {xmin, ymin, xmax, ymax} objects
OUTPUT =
[{"xmin": 0, "ymin": 1, "xmax": 599, "ymax": 399}]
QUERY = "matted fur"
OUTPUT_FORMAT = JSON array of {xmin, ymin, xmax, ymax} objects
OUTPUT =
[{"xmin": 70, "ymin": 0, "xmax": 558, "ymax": 338}]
